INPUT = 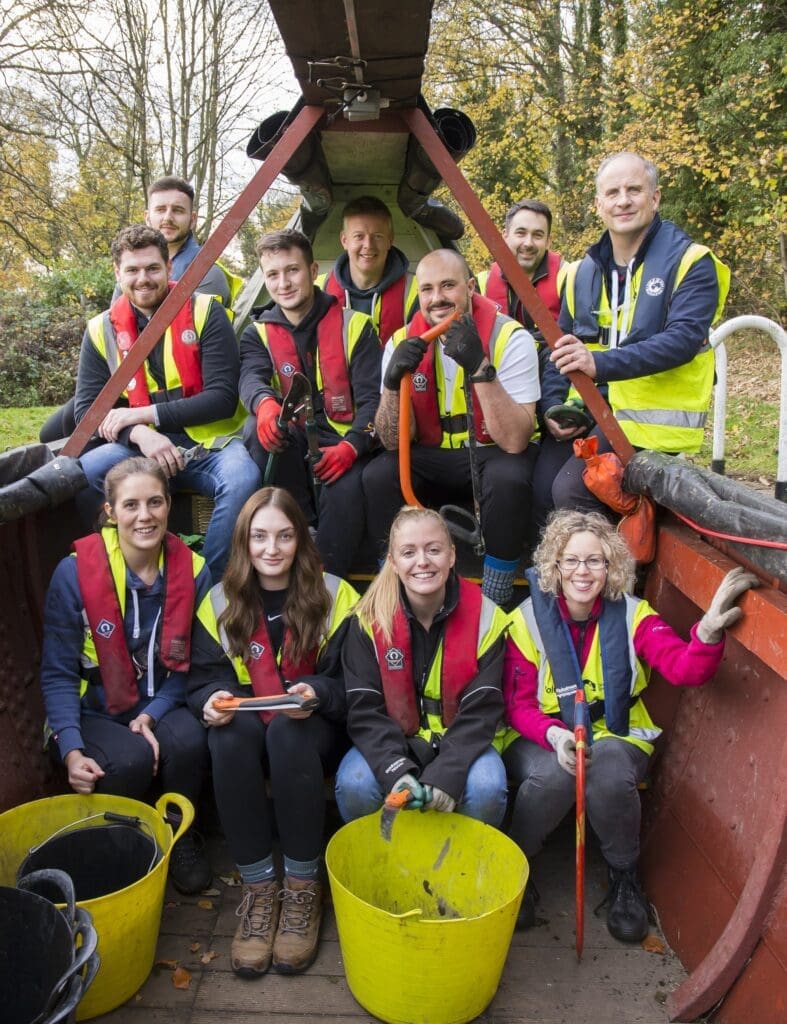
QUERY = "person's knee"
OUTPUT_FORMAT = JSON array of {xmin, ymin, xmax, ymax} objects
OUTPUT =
[
  {"xmin": 335, "ymin": 748, "xmax": 381, "ymax": 821},
  {"xmin": 460, "ymin": 749, "xmax": 509, "ymax": 826},
  {"xmin": 361, "ymin": 451, "xmax": 398, "ymax": 494}
]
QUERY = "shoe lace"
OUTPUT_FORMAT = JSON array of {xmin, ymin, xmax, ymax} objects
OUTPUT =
[
  {"xmin": 594, "ymin": 868, "xmax": 646, "ymax": 917},
  {"xmin": 237, "ymin": 884, "xmax": 277, "ymax": 938},
  {"xmin": 277, "ymin": 884, "xmax": 317, "ymax": 936}
]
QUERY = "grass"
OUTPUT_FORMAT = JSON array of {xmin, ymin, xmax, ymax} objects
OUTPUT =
[
  {"xmin": 693, "ymin": 395, "xmax": 780, "ymax": 483},
  {"xmin": 1, "ymin": 406, "xmax": 57, "ymax": 451}
]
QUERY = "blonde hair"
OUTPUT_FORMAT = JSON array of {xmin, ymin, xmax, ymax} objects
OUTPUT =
[
  {"xmin": 534, "ymin": 510, "xmax": 635, "ymax": 601},
  {"xmin": 356, "ymin": 506, "xmax": 454, "ymax": 642}
]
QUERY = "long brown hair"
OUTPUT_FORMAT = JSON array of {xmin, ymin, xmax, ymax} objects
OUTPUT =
[
  {"xmin": 356, "ymin": 506, "xmax": 454, "ymax": 643},
  {"xmin": 219, "ymin": 487, "xmax": 331, "ymax": 662}
]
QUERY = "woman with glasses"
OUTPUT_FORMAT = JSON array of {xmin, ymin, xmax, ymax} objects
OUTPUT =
[{"xmin": 502, "ymin": 509, "xmax": 757, "ymax": 940}]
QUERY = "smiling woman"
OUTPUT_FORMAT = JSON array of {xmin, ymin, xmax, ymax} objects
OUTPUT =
[{"xmin": 38, "ymin": 456, "xmax": 214, "ymax": 894}]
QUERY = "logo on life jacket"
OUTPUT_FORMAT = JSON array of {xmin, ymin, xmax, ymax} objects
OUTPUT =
[
  {"xmin": 117, "ymin": 332, "xmax": 133, "ymax": 351},
  {"xmin": 127, "ymin": 377, "xmax": 137, "ymax": 391},
  {"xmin": 384, "ymin": 647, "xmax": 405, "ymax": 671},
  {"xmin": 249, "ymin": 641, "xmax": 265, "ymax": 660},
  {"xmin": 280, "ymin": 362, "xmax": 296, "ymax": 377},
  {"xmin": 96, "ymin": 619, "xmax": 115, "ymax": 639},
  {"xmin": 181, "ymin": 329, "xmax": 198, "ymax": 345},
  {"xmin": 412, "ymin": 371, "xmax": 428, "ymax": 393},
  {"xmin": 645, "ymin": 277, "xmax": 665, "ymax": 296}
]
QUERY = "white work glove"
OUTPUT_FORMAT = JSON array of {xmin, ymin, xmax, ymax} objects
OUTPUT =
[
  {"xmin": 390, "ymin": 773, "xmax": 428, "ymax": 810},
  {"xmin": 427, "ymin": 786, "xmax": 456, "ymax": 813},
  {"xmin": 696, "ymin": 567, "xmax": 759, "ymax": 645},
  {"xmin": 546, "ymin": 725, "xmax": 592, "ymax": 775}
]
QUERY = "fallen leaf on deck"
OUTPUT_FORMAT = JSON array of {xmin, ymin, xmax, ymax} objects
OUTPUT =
[
  {"xmin": 154, "ymin": 959, "xmax": 179, "ymax": 969},
  {"xmin": 172, "ymin": 966, "xmax": 192, "ymax": 990},
  {"xmin": 201, "ymin": 887, "xmax": 221, "ymax": 897},
  {"xmin": 200, "ymin": 951, "xmax": 219, "ymax": 964},
  {"xmin": 164, "ymin": 901, "xmax": 179, "ymax": 909},
  {"xmin": 189, "ymin": 942, "xmax": 201, "ymax": 953},
  {"xmin": 642, "ymin": 934, "xmax": 665, "ymax": 954},
  {"xmin": 219, "ymin": 873, "xmax": 241, "ymax": 886},
  {"xmin": 197, "ymin": 899, "xmax": 214, "ymax": 910}
]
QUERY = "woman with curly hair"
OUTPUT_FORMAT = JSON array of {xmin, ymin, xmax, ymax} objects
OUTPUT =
[
  {"xmin": 187, "ymin": 487, "xmax": 358, "ymax": 978},
  {"xmin": 335, "ymin": 505, "xmax": 510, "ymax": 827},
  {"xmin": 503, "ymin": 510, "xmax": 757, "ymax": 940}
]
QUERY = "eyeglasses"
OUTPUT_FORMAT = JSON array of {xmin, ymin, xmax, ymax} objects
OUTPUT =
[{"xmin": 557, "ymin": 555, "xmax": 608, "ymax": 573}]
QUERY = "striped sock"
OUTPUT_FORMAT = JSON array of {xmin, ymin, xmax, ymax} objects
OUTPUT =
[
  {"xmin": 283, "ymin": 855, "xmax": 320, "ymax": 881},
  {"xmin": 238, "ymin": 853, "xmax": 276, "ymax": 885},
  {"xmin": 482, "ymin": 555, "xmax": 518, "ymax": 607}
]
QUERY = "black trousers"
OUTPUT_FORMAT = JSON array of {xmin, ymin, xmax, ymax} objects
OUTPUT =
[
  {"xmin": 207, "ymin": 710, "xmax": 347, "ymax": 866},
  {"xmin": 56, "ymin": 707, "xmax": 208, "ymax": 806},
  {"xmin": 362, "ymin": 444, "xmax": 537, "ymax": 562}
]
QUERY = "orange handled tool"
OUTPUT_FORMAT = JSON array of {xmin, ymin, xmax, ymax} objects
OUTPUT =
[
  {"xmin": 398, "ymin": 310, "xmax": 461, "ymax": 507},
  {"xmin": 575, "ymin": 688, "xmax": 588, "ymax": 961},
  {"xmin": 212, "ymin": 693, "xmax": 319, "ymax": 713}
]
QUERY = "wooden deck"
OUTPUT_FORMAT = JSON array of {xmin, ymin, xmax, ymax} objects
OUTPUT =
[{"xmin": 96, "ymin": 815, "xmax": 687, "ymax": 1024}]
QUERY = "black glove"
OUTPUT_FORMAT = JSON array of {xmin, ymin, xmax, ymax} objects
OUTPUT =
[
  {"xmin": 384, "ymin": 337, "xmax": 428, "ymax": 389},
  {"xmin": 442, "ymin": 313, "xmax": 484, "ymax": 374}
]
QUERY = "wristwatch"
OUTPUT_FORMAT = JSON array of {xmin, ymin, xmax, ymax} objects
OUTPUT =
[{"xmin": 468, "ymin": 363, "xmax": 497, "ymax": 384}]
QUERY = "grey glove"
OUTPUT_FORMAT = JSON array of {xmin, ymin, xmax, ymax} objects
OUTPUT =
[
  {"xmin": 391, "ymin": 772, "xmax": 428, "ymax": 810},
  {"xmin": 696, "ymin": 566, "xmax": 759, "ymax": 644},
  {"xmin": 427, "ymin": 786, "xmax": 456, "ymax": 813},
  {"xmin": 547, "ymin": 725, "xmax": 577, "ymax": 774}
]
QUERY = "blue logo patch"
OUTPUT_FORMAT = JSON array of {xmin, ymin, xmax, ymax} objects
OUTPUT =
[
  {"xmin": 96, "ymin": 619, "xmax": 115, "ymax": 639},
  {"xmin": 249, "ymin": 642, "xmax": 265, "ymax": 661}
]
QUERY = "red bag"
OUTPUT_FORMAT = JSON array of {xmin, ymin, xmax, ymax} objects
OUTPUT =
[{"xmin": 572, "ymin": 437, "xmax": 656, "ymax": 563}]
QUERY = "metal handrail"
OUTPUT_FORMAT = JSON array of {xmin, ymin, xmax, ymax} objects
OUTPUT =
[{"xmin": 709, "ymin": 315, "xmax": 786, "ymax": 502}]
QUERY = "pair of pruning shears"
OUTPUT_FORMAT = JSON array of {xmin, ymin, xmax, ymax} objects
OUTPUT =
[
  {"xmin": 263, "ymin": 372, "xmax": 313, "ymax": 486},
  {"xmin": 177, "ymin": 443, "xmax": 209, "ymax": 467}
]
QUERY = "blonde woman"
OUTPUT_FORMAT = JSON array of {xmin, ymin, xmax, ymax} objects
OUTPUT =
[
  {"xmin": 335, "ymin": 506, "xmax": 510, "ymax": 824},
  {"xmin": 504, "ymin": 509, "xmax": 757, "ymax": 939}
]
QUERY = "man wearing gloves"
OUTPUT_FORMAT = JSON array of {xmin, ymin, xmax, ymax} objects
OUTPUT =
[
  {"xmin": 364, "ymin": 248, "xmax": 540, "ymax": 607},
  {"xmin": 239, "ymin": 228, "xmax": 381, "ymax": 577}
]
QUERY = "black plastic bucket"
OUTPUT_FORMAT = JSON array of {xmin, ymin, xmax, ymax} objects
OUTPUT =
[
  {"xmin": 1, "ymin": 869, "xmax": 99, "ymax": 1024},
  {"xmin": 18, "ymin": 813, "xmax": 160, "ymax": 902}
]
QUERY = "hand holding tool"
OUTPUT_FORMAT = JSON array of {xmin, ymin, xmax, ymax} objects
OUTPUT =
[
  {"xmin": 442, "ymin": 313, "xmax": 485, "ymax": 374},
  {"xmin": 384, "ymin": 337, "xmax": 428, "ymax": 389},
  {"xmin": 257, "ymin": 398, "xmax": 287, "ymax": 452},
  {"xmin": 427, "ymin": 786, "xmax": 456, "ymax": 813}
]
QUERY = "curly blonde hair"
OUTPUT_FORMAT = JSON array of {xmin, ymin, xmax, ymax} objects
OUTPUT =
[{"xmin": 534, "ymin": 510, "xmax": 635, "ymax": 600}]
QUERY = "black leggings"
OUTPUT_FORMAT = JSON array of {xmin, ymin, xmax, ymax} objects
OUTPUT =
[
  {"xmin": 208, "ymin": 711, "xmax": 346, "ymax": 866},
  {"xmin": 57, "ymin": 708, "xmax": 209, "ymax": 806}
]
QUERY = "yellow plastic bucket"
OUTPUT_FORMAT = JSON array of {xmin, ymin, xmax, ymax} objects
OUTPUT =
[
  {"xmin": 326, "ymin": 810, "xmax": 528, "ymax": 1024},
  {"xmin": 0, "ymin": 791, "xmax": 192, "ymax": 1020}
]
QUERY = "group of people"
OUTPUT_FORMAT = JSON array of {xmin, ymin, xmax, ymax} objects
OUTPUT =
[{"xmin": 38, "ymin": 150, "xmax": 757, "ymax": 980}]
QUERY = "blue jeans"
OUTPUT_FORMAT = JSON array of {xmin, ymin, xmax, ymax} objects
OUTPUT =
[
  {"xmin": 77, "ymin": 439, "xmax": 260, "ymax": 580},
  {"xmin": 334, "ymin": 744, "xmax": 508, "ymax": 827}
]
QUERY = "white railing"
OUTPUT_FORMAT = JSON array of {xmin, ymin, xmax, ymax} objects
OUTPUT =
[{"xmin": 709, "ymin": 316, "xmax": 786, "ymax": 502}]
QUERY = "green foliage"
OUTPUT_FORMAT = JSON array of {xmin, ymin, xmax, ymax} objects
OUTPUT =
[
  {"xmin": 38, "ymin": 260, "xmax": 116, "ymax": 316},
  {"xmin": 0, "ymin": 292, "xmax": 83, "ymax": 407},
  {"xmin": 0, "ymin": 407, "xmax": 58, "ymax": 451}
]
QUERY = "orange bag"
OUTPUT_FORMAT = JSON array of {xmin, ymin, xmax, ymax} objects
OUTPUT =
[{"xmin": 572, "ymin": 436, "xmax": 656, "ymax": 563}]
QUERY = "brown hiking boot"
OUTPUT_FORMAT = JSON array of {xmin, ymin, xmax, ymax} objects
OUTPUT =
[
  {"xmin": 231, "ymin": 880, "xmax": 279, "ymax": 977},
  {"xmin": 272, "ymin": 877, "xmax": 323, "ymax": 974}
]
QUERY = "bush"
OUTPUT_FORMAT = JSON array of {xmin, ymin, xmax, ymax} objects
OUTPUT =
[
  {"xmin": 0, "ymin": 292, "xmax": 83, "ymax": 406},
  {"xmin": 38, "ymin": 260, "xmax": 115, "ymax": 317}
]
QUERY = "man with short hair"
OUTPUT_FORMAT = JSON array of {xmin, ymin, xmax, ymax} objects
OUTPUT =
[
  {"xmin": 145, "ymin": 175, "xmax": 242, "ymax": 308},
  {"xmin": 477, "ymin": 199, "xmax": 564, "ymax": 338},
  {"xmin": 364, "ymin": 249, "xmax": 540, "ymax": 607},
  {"xmin": 317, "ymin": 195, "xmax": 418, "ymax": 340},
  {"xmin": 547, "ymin": 152, "xmax": 729, "ymax": 516},
  {"xmin": 239, "ymin": 228, "xmax": 382, "ymax": 577},
  {"xmin": 74, "ymin": 224, "xmax": 259, "ymax": 580}
]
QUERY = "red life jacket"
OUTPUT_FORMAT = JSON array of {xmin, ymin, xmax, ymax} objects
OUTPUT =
[
  {"xmin": 73, "ymin": 531, "xmax": 196, "ymax": 715},
  {"xmin": 324, "ymin": 268, "xmax": 405, "ymax": 345},
  {"xmin": 245, "ymin": 615, "xmax": 318, "ymax": 723},
  {"xmin": 372, "ymin": 577, "xmax": 482, "ymax": 735},
  {"xmin": 407, "ymin": 292, "xmax": 499, "ymax": 446},
  {"xmin": 263, "ymin": 299, "xmax": 354, "ymax": 423},
  {"xmin": 108, "ymin": 285, "xmax": 203, "ymax": 406},
  {"xmin": 484, "ymin": 251, "xmax": 562, "ymax": 323}
]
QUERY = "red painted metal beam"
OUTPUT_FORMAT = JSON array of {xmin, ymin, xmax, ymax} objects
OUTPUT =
[
  {"xmin": 62, "ymin": 104, "xmax": 325, "ymax": 459},
  {"xmin": 399, "ymin": 106, "xmax": 636, "ymax": 466}
]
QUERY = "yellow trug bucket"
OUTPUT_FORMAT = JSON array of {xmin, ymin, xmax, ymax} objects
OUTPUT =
[
  {"xmin": 326, "ymin": 810, "xmax": 528, "ymax": 1024},
  {"xmin": 0, "ymin": 791, "xmax": 193, "ymax": 1020}
]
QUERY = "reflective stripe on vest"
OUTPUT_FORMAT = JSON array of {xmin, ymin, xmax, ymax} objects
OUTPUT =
[
  {"xmin": 565, "ymin": 222, "xmax": 730, "ymax": 452},
  {"xmin": 75, "ymin": 527, "xmax": 199, "ymax": 714},
  {"xmin": 317, "ymin": 269, "xmax": 418, "ymax": 343},
  {"xmin": 87, "ymin": 293, "xmax": 246, "ymax": 449},
  {"xmin": 394, "ymin": 293, "xmax": 520, "ymax": 449},
  {"xmin": 203, "ymin": 574, "xmax": 358, "ymax": 690},
  {"xmin": 253, "ymin": 306, "xmax": 370, "ymax": 435},
  {"xmin": 508, "ymin": 594, "xmax": 661, "ymax": 752},
  {"xmin": 369, "ymin": 579, "xmax": 508, "ymax": 747}
]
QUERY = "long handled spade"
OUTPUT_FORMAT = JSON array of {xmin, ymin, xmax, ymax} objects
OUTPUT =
[
  {"xmin": 262, "ymin": 372, "xmax": 312, "ymax": 486},
  {"xmin": 575, "ymin": 688, "xmax": 589, "ymax": 961},
  {"xmin": 398, "ymin": 311, "xmax": 460, "ymax": 507}
]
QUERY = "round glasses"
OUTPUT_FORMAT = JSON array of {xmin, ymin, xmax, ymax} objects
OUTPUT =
[{"xmin": 557, "ymin": 555, "xmax": 608, "ymax": 573}]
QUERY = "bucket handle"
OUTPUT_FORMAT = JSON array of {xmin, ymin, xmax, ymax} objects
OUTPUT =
[
  {"xmin": 156, "ymin": 792, "xmax": 195, "ymax": 849},
  {"xmin": 18, "ymin": 868, "xmax": 76, "ymax": 925},
  {"xmin": 391, "ymin": 908, "xmax": 424, "ymax": 920},
  {"xmin": 25, "ymin": 812, "xmax": 160, "ymax": 878}
]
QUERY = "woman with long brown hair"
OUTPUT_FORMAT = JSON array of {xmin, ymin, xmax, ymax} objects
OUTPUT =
[{"xmin": 187, "ymin": 487, "xmax": 358, "ymax": 979}]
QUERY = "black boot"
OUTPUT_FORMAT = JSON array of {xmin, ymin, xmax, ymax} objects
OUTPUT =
[
  {"xmin": 515, "ymin": 878, "xmax": 539, "ymax": 931},
  {"xmin": 598, "ymin": 864, "xmax": 650, "ymax": 943},
  {"xmin": 168, "ymin": 829, "xmax": 212, "ymax": 895}
]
